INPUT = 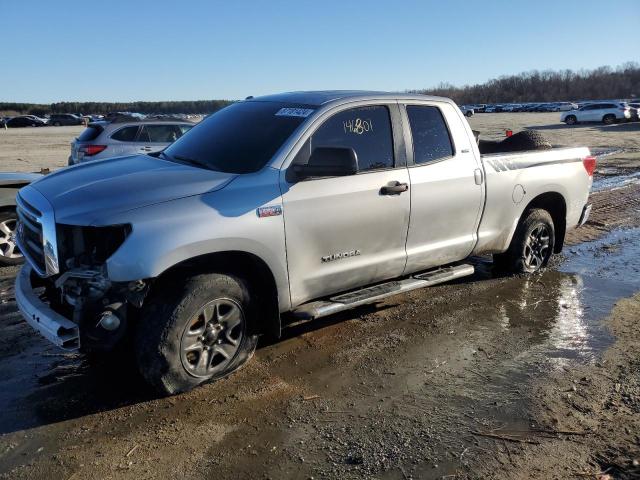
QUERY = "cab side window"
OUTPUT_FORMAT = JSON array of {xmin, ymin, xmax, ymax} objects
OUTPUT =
[
  {"xmin": 406, "ymin": 105, "xmax": 454, "ymax": 165},
  {"xmin": 305, "ymin": 105, "xmax": 395, "ymax": 173}
]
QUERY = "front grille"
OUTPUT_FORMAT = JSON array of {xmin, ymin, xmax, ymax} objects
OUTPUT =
[{"xmin": 16, "ymin": 195, "xmax": 47, "ymax": 274}]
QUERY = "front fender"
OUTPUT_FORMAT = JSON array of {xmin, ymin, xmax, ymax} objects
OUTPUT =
[{"xmin": 103, "ymin": 170, "xmax": 291, "ymax": 311}]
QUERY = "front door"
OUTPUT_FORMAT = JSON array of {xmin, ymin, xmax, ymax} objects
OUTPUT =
[
  {"xmin": 402, "ymin": 103, "xmax": 484, "ymax": 273},
  {"xmin": 281, "ymin": 104, "xmax": 410, "ymax": 306}
]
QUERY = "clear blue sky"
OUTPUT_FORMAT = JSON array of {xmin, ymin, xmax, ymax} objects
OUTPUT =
[{"xmin": 1, "ymin": 0, "xmax": 638, "ymax": 103}]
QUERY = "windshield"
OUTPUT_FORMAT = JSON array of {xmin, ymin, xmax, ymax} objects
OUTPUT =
[{"xmin": 163, "ymin": 101, "xmax": 313, "ymax": 173}]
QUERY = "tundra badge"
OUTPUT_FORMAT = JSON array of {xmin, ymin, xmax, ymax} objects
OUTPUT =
[{"xmin": 321, "ymin": 250, "xmax": 361, "ymax": 263}]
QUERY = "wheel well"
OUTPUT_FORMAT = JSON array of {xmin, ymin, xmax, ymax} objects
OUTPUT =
[
  {"xmin": 155, "ymin": 251, "xmax": 281, "ymax": 339},
  {"xmin": 522, "ymin": 192, "xmax": 566, "ymax": 253}
]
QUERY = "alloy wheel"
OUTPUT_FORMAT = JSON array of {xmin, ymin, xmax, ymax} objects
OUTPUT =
[
  {"xmin": 523, "ymin": 224, "xmax": 550, "ymax": 270},
  {"xmin": 0, "ymin": 219, "xmax": 22, "ymax": 259},
  {"xmin": 180, "ymin": 298, "xmax": 245, "ymax": 378}
]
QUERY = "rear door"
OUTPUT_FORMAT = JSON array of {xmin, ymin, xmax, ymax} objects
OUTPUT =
[
  {"xmin": 401, "ymin": 102, "xmax": 484, "ymax": 273},
  {"xmin": 281, "ymin": 103, "xmax": 411, "ymax": 306}
]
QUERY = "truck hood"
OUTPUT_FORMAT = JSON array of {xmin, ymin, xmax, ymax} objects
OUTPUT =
[{"xmin": 29, "ymin": 155, "xmax": 236, "ymax": 225}]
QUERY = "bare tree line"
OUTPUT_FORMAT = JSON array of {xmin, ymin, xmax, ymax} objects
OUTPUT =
[
  {"xmin": 3, "ymin": 63, "xmax": 639, "ymax": 116},
  {"xmin": 414, "ymin": 62, "xmax": 640, "ymax": 104}
]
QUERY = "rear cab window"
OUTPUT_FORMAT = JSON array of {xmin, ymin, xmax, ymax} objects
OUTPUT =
[
  {"xmin": 295, "ymin": 105, "xmax": 395, "ymax": 173},
  {"xmin": 405, "ymin": 105, "xmax": 454, "ymax": 164}
]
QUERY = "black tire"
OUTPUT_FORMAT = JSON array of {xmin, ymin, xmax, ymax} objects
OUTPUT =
[
  {"xmin": 465, "ymin": 111, "xmax": 473, "ymax": 117},
  {"xmin": 478, "ymin": 130, "xmax": 552, "ymax": 155},
  {"xmin": 0, "ymin": 209, "xmax": 23, "ymax": 266},
  {"xmin": 135, "ymin": 272, "xmax": 259, "ymax": 395},
  {"xmin": 602, "ymin": 114, "xmax": 616, "ymax": 125},
  {"xmin": 499, "ymin": 130, "xmax": 552, "ymax": 152},
  {"xmin": 493, "ymin": 208, "xmax": 555, "ymax": 274},
  {"xmin": 564, "ymin": 115, "xmax": 577, "ymax": 125}
]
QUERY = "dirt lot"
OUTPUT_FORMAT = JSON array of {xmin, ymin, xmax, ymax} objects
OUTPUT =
[{"xmin": 0, "ymin": 114, "xmax": 639, "ymax": 479}]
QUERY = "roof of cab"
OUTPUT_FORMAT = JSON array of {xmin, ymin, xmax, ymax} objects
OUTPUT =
[{"xmin": 248, "ymin": 90, "xmax": 450, "ymax": 106}]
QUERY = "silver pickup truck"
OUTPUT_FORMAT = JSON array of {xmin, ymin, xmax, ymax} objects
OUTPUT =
[{"xmin": 14, "ymin": 91, "xmax": 595, "ymax": 395}]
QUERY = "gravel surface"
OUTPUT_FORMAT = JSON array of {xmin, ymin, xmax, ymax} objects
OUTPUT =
[{"xmin": 0, "ymin": 113, "xmax": 638, "ymax": 479}]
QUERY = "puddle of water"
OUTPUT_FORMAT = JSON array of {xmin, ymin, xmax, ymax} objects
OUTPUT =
[
  {"xmin": 590, "ymin": 147, "xmax": 624, "ymax": 158},
  {"xmin": 561, "ymin": 227, "xmax": 640, "ymax": 288},
  {"xmin": 592, "ymin": 171, "xmax": 640, "ymax": 192},
  {"xmin": 519, "ymin": 227, "xmax": 640, "ymax": 369}
]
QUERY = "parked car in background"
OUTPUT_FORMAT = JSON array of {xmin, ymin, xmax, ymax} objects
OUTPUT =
[
  {"xmin": 6, "ymin": 116, "xmax": 47, "ymax": 128},
  {"xmin": 25, "ymin": 115, "xmax": 49, "ymax": 124},
  {"xmin": 556, "ymin": 102, "xmax": 578, "ymax": 111},
  {"xmin": 49, "ymin": 114, "xmax": 85, "ymax": 126},
  {"xmin": 69, "ymin": 119, "xmax": 194, "ymax": 164},
  {"xmin": 561, "ymin": 102, "xmax": 631, "ymax": 125},
  {"xmin": 459, "ymin": 105, "xmax": 474, "ymax": 117},
  {"xmin": 470, "ymin": 104, "xmax": 486, "ymax": 113},
  {"xmin": 627, "ymin": 102, "xmax": 640, "ymax": 121},
  {"xmin": 0, "ymin": 171, "xmax": 43, "ymax": 266},
  {"xmin": 485, "ymin": 104, "xmax": 502, "ymax": 113}
]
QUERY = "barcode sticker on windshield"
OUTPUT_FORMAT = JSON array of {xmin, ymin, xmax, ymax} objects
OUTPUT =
[{"xmin": 275, "ymin": 108, "xmax": 314, "ymax": 118}]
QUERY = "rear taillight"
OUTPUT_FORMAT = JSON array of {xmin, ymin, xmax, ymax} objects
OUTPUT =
[
  {"xmin": 81, "ymin": 145, "xmax": 107, "ymax": 156},
  {"xmin": 583, "ymin": 156, "xmax": 597, "ymax": 176}
]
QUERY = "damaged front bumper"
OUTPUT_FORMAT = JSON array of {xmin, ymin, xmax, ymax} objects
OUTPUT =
[{"xmin": 15, "ymin": 264, "xmax": 80, "ymax": 351}]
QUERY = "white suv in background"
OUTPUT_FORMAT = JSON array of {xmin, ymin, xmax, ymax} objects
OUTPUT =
[
  {"xmin": 561, "ymin": 102, "xmax": 631, "ymax": 125},
  {"xmin": 69, "ymin": 118, "xmax": 194, "ymax": 165}
]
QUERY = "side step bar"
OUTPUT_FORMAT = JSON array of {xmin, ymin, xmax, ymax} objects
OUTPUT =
[{"xmin": 291, "ymin": 264, "xmax": 474, "ymax": 320}]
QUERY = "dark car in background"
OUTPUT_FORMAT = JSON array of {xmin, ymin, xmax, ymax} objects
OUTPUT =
[
  {"xmin": 6, "ymin": 116, "xmax": 47, "ymax": 128},
  {"xmin": 49, "ymin": 113, "xmax": 85, "ymax": 126}
]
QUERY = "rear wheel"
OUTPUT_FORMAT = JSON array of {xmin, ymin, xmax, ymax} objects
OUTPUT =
[
  {"xmin": 602, "ymin": 114, "xmax": 616, "ymax": 125},
  {"xmin": 0, "ymin": 210, "xmax": 23, "ymax": 266},
  {"xmin": 564, "ymin": 115, "xmax": 577, "ymax": 125},
  {"xmin": 135, "ymin": 272, "xmax": 258, "ymax": 395},
  {"xmin": 493, "ymin": 209, "xmax": 555, "ymax": 274}
]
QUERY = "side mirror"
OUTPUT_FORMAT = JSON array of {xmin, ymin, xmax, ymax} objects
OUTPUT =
[{"xmin": 292, "ymin": 147, "xmax": 358, "ymax": 180}]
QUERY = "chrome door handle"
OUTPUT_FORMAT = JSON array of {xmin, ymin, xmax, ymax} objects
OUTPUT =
[{"xmin": 380, "ymin": 181, "xmax": 409, "ymax": 195}]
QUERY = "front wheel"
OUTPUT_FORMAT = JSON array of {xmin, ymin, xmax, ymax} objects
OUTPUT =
[
  {"xmin": 493, "ymin": 209, "xmax": 555, "ymax": 274},
  {"xmin": 564, "ymin": 115, "xmax": 577, "ymax": 125},
  {"xmin": 135, "ymin": 272, "xmax": 258, "ymax": 395}
]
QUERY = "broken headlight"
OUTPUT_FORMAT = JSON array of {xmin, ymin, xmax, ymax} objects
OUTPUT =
[{"xmin": 56, "ymin": 224, "xmax": 132, "ymax": 269}]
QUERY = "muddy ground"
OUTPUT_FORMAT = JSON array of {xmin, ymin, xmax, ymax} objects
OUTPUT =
[{"xmin": 0, "ymin": 114, "xmax": 639, "ymax": 479}]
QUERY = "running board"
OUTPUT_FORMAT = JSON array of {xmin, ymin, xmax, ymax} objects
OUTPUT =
[{"xmin": 291, "ymin": 264, "xmax": 474, "ymax": 320}]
